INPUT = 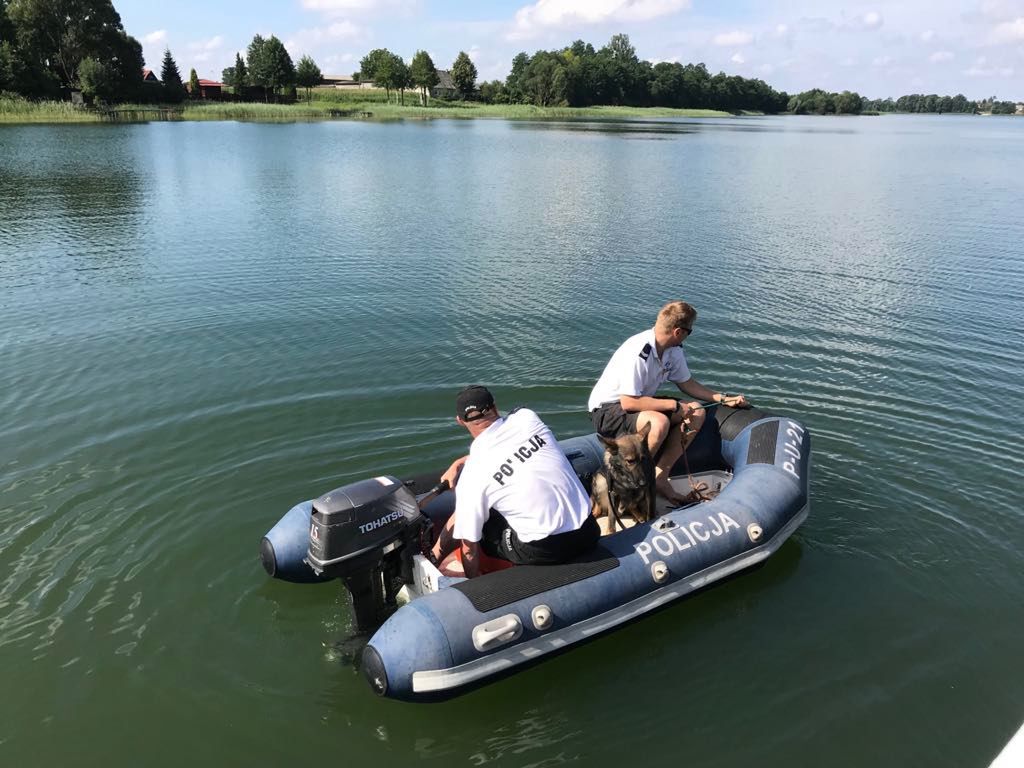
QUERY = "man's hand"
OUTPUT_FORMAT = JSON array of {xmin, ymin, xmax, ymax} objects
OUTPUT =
[
  {"xmin": 718, "ymin": 393, "xmax": 749, "ymax": 408},
  {"xmin": 441, "ymin": 455, "xmax": 469, "ymax": 489}
]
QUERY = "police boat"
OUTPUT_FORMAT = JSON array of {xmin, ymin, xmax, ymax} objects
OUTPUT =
[{"xmin": 259, "ymin": 405, "xmax": 810, "ymax": 701}]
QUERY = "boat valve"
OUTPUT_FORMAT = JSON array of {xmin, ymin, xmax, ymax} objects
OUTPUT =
[
  {"xmin": 747, "ymin": 523, "xmax": 763, "ymax": 542},
  {"xmin": 531, "ymin": 605, "xmax": 553, "ymax": 630},
  {"xmin": 651, "ymin": 561, "xmax": 669, "ymax": 583}
]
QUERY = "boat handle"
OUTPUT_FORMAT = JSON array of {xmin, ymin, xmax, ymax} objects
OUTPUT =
[{"xmin": 472, "ymin": 614, "xmax": 523, "ymax": 652}]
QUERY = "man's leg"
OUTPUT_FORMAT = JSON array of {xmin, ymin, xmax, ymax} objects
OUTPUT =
[
  {"xmin": 635, "ymin": 410, "xmax": 682, "ymax": 503},
  {"xmin": 639, "ymin": 404, "xmax": 707, "ymax": 504}
]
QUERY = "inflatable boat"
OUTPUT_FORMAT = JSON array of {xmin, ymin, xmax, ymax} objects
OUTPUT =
[{"xmin": 260, "ymin": 405, "xmax": 810, "ymax": 701}]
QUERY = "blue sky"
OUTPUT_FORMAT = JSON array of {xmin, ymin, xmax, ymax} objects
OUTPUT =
[{"xmin": 122, "ymin": 0, "xmax": 1024, "ymax": 99}]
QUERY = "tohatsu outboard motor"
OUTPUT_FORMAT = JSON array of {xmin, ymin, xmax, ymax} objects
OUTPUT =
[{"xmin": 305, "ymin": 476, "xmax": 426, "ymax": 633}]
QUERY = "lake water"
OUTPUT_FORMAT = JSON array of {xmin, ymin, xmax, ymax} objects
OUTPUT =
[{"xmin": 1, "ymin": 114, "xmax": 1022, "ymax": 767}]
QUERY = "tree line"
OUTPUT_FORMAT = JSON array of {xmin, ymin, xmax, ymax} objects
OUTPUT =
[
  {"xmin": 472, "ymin": 35, "xmax": 790, "ymax": 112},
  {"xmin": 354, "ymin": 48, "xmax": 477, "ymax": 104},
  {"xmin": 1, "ymin": 0, "xmax": 1018, "ymax": 115}
]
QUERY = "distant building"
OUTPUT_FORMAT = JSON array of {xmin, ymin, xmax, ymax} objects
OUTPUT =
[
  {"xmin": 1017, "ymin": 103, "xmax": 1024, "ymax": 116},
  {"xmin": 142, "ymin": 68, "xmax": 159, "ymax": 83},
  {"xmin": 321, "ymin": 74, "xmax": 377, "ymax": 90},
  {"xmin": 431, "ymin": 69, "xmax": 458, "ymax": 100},
  {"xmin": 186, "ymin": 79, "xmax": 223, "ymax": 99}
]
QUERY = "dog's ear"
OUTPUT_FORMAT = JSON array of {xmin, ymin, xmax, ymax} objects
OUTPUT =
[
  {"xmin": 598, "ymin": 434, "xmax": 619, "ymax": 453},
  {"xmin": 637, "ymin": 421, "xmax": 652, "ymax": 440}
]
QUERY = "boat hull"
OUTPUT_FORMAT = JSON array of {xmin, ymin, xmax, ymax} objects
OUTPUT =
[{"xmin": 365, "ymin": 412, "xmax": 810, "ymax": 700}]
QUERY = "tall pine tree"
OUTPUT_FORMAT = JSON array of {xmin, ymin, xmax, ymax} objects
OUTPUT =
[{"xmin": 160, "ymin": 48, "xmax": 184, "ymax": 102}]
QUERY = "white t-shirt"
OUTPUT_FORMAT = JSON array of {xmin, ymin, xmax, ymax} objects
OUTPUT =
[
  {"xmin": 452, "ymin": 408, "xmax": 591, "ymax": 543},
  {"xmin": 587, "ymin": 328, "xmax": 691, "ymax": 412}
]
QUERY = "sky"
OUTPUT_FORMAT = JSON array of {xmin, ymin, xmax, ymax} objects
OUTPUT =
[{"xmin": 120, "ymin": 0, "xmax": 1024, "ymax": 100}]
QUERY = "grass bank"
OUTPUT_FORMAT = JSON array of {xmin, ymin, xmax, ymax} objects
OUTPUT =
[
  {"xmin": 0, "ymin": 97, "xmax": 103, "ymax": 123},
  {"xmin": 184, "ymin": 98, "xmax": 731, "ymax": 122},
  {"xmin": 1, "ymin": 92, "xmax": 732, "ymax": 125}
]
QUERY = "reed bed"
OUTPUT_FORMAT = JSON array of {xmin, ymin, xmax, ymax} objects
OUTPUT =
[{"xmin": 0, "ymin": 97, "xmax": 102, "ymax": 123}]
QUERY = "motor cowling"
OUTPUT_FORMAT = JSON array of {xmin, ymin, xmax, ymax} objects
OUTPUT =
[
  {"xmin": 306, "ymin": 476, "xmax": 420, "ymax": 576},
  {"xmin": 305, "ymin": 476, "xmax": 424, "ymax": 633}
]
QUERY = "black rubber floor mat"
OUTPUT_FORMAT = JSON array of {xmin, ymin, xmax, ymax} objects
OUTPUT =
[{"xmin": 452, "ymin": 547, "xmax": 619, "ymax": 613}]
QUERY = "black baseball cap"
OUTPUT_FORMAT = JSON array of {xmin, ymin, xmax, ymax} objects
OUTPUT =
[{"xmin": 456, "ymin": 385, "xmax": 495, "ymax": 421}]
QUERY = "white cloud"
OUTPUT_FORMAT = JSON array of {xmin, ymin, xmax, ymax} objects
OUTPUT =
[
  {"xmin": 713, "ymin": 29, "xmax": 754, "ymax": 46},
  {"xmin": 775, "ymin": 23, "xmax": 788, "ymax": 37},
  {"xmin": 185, "ymin": 36, "xmax": 224, "ymax": 64},
  {"xmin": 862, "ymin": 11, "xmax": 883, "ymax": 30},
  {"xmin": 509, "ymin": 0, "xmax": 690, "ymax": 40},
  {"xmin": 920, "ymin": 29, "xmax": 935, "ymax": 42},
  {"xmin": 872, "ymin": 55, "xmax": 892, "ymax": 67},
  {"xmin": 929, "ymin": 50, "xmax": 954, "ymax": 62},
  {"xmin": 839, "ymin": 56, "xmax": 858, "ymax": 67},
  {"xmin": 731, "ymin": 52, "xmax": 745, "ymax": 64},
  {"xmin": 991, "ymin": 17, "xmax": 1024, "ymax": 43},
  {"xmin": 302, "ymin": 0, "xmax": 415, "ymax": 13},
  {"xmin": 285, "ymin": 22, "xmax": 366, "ymax": 56},
  {"xmin": 143, "ymin": 30, "xmax": 167, "ymax": 45},
  {"xmin": 964, "ymin": 55, "xmax": 1015, "ymax": 76}
]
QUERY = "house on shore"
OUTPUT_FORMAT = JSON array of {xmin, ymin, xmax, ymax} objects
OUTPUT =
[
  {"xmin": 186, "ymin": 79, "xmax": 223, "ymax": 99},
  {"xmin": 142, "ymin": 68, "xmax": 159, "ymax": 83},
  {"xmin": 431, "ymin": 69, "xmax": 458, "ymax": 100}
]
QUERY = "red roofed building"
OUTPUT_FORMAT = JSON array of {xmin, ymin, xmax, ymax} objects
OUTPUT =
[
  {"xmin": 186, "ymin": 79, "xmax": 223, "ymax": 99},
  {"xmin": 142, "ymin": 68, "xmax": 159, "ymax": 83}
]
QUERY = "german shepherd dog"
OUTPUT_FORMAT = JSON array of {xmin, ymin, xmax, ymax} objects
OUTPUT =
[{"xmin": 591, "ymin": 422, "xmax": 657, "ymax": 534}]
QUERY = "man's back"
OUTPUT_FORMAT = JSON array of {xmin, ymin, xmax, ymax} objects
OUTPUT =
[{"xmin": 455, "ymin": 408, "xmax": 590, "ymax": 543}]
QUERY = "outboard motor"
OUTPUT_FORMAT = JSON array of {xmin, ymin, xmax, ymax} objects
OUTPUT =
[{"xmin": 305, "ymin": 476, "xmax": 425, "ymax": 633}]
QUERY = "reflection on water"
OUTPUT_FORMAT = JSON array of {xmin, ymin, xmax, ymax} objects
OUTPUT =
[
  {"xmin": 508, "ymin": 115, "xmax": 861, "ymax": 136},
  {"xmin": 0, "ymin": 115, "xmax": 1022, "ymax": 767}
]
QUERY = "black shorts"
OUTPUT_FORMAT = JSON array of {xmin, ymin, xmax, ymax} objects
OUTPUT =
[
  {"xmin": 480, "ymin": 512, "xmax": 600, "ymax": 565},
  {"xmin": 590, "ymin": 402, "xmax": 640, "ymax": 438}
]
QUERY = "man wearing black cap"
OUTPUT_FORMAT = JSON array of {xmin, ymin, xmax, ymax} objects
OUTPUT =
[{"xmin": 431, "ymin": 385, "xmax": 600, "ymax": 578}]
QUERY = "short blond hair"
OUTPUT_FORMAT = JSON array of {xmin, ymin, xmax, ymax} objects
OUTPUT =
[{"xmin": 656, "ymin": 301, "xmax": 697, "ymax": 332}]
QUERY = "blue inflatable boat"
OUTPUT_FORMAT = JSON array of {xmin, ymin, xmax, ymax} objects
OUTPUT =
[{"xmin": 260, "ymin": 405, "xmax": 810, "ymax": 701}]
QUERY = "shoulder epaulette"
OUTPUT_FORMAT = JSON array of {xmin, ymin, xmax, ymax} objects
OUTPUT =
[{"xmin": 639, "ymin": 343, "xmax": 651, "ymax": 361}]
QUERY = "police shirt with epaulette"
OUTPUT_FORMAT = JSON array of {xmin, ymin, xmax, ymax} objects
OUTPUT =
[
  {"xmin": 587, "ymin": 328, "xmax": 691, "ymax": 411},
  {"xmin": 452, "ymin": 408, "xmax": 591, "ymax": 544}
]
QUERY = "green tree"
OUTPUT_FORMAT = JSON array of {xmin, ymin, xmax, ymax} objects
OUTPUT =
[
  {"xmin": 505, "ymin": 52, "xmax": 530, "ymax": 102},
  {"xmin": 409, "ymin": 49, "xmax": 438, "ymax": 105},
  {"xmin": 372, "ymin": 52, "xmax": 408, "ymax": 103},
  {"xmin": 161, "ymin": 47, "xmax": 185, "ymax": 103},
  {"xmin": 4, "ymin": 0, "xmax": 142, "ymax": 99},
  {"xmin": 247, "ymin": 34, "xmax": 294, "ymax": 101},
  {"xmin": 394, "ymin": 55, "xmax": 410, "ymax": 105},
  {"xmin": 477, "ymin": 79, "xmax": 507, "ymax": 104},
  {"xmin": 222, "ymin": 52, "xmax": 247, "ymax": 91},
  {"xmin": 295, "ymin": 54, "xmax": 321, "ymax": 102},
  {"xmin": 77, "ymin": 56, "xmax": 112, "ymax": 103},
  {"xmin": 0, "ymin": 40, "xmax": 17, "ymax": 93},
  {"xmin": 450, "ymin": 51, "xmax": 477, "ymax": 99},
  {"xmin": 188, "ymin": 67, "xmax": 200, "ymax": 98},
  {"xmin": 359, "ymin": 48, "xmax": 393, "ymax": 84},
  {"xmin": 834, "ymin": 90, "xmax": 862, "ymax": 115}
]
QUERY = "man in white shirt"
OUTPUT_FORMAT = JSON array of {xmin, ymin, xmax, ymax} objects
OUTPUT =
[
  {"xmin": 588, "ymin": 301, "xmax": 748, "ymax": 504},
  {"xmin": 431, "ymin": 386, "xmax": 599, "ymax": 578}
]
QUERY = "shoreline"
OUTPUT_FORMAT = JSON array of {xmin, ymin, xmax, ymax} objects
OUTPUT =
[
  {"xmin": 3, "ymin": 97, "xmax": 1019, "ymax": 126},
  {"xmin": 0, "ymin": 97, "xmax": 742, "ymax": 125}
]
